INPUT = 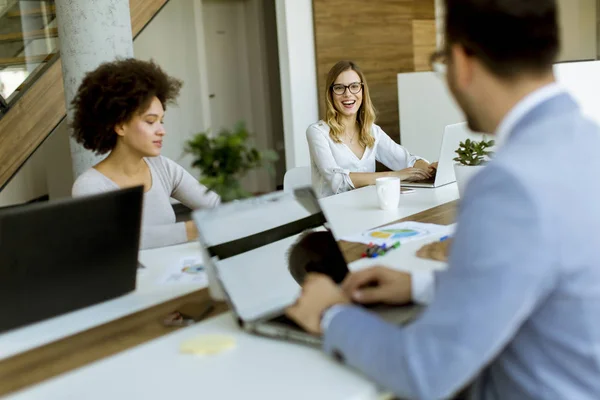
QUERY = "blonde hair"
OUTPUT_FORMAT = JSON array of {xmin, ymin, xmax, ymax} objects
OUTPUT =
[{"xmin": 325, "ymin": 60, "xmax": 376, "ymax": 148}]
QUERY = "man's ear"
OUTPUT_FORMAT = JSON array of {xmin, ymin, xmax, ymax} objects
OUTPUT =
[
  {"xmin": 114, "ymin": 122, "xmax": 127, "ymax": 137},
  {"xmin": 451, "ymin": 44, "xmax": 474, "ymax": 91}
]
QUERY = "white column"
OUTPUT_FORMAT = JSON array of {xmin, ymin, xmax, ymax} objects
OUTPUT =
[
  {"xmin": 275, "ymin": 0, "xmax": 319, "ymax": 170},
  {"xmin": 51, "ymin": 0, "xmax": 133, "ymax": 195}
]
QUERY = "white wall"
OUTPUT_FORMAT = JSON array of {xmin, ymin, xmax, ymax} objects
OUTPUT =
[
  {"xmin": 0, "ymin": 144, "xmax": 48, "ymax": 207},
  {"xmin": 134, "ymin": 0, "xmax": 209, "ymax": 176},
  {"xmin": 137, "ymin": 0, "xmax": 282, "ymax": 194},
  {"xmin": 275, "ymin": 0, "xmax": 319, "ymax": 170},
  {"xmin": 398, "ymin": 61, "xmax": 600, "ymax": 161},
  {"xmin": 555, "ymin": 60, "xmax": 600, "ymax": 125},
  {"xmin": 199, "ymin": 0, "xmax": 279, "ymax": 194},
  {"xmin": 398, "ymin": 72, "xmax": 464, "ymax": 162}
]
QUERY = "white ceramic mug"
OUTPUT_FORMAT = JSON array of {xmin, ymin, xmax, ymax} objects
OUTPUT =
[{"xmin": 375, "ymin": 177, "xmax": 400, "ymax": 210}]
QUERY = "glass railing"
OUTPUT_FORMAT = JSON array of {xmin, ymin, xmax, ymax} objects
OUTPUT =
[{"xmin": 0, "ymin": 0, "xmax": 59, "ymax": 107}]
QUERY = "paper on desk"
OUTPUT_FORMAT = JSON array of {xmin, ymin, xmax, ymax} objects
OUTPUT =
[
  {"xmin": 157, "ymin": 257, "xmax": 208, "ymax": 286},
  {"xmin": 347, "ymin": 223, "xmax": 457, "ymax": 272},
  {"xmin": 340, "ymin": 221, "xmax": 451, "ymax": 247}
]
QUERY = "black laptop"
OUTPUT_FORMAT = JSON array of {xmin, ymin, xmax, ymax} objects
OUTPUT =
[{"xmin": 0, "ymin": 186, "xmax": 143, "ymax": 333}]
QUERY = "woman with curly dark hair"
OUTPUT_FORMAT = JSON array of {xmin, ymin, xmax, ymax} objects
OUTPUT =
[{"xmin": 71, "ymin": 58, "xmax": 220, "ymax": 249}]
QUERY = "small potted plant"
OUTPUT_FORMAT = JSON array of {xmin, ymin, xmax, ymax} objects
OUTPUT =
[
  {"xmin": 184, "ymin": 122, "xmax": 278, "ymax": 202},
  {"xmin": 453, "ymin": 137, "xmax": 495, "ymax": 197}
]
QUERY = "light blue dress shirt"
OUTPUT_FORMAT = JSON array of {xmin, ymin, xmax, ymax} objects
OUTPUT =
[{"xmin": 322, "ymin": 88, "xmax": 600, "ymax": 399}]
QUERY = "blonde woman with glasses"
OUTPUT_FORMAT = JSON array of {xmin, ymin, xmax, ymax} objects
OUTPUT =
[{"xmin": 306, "ymin": 60, "xmax": 437, "ymax": 197}]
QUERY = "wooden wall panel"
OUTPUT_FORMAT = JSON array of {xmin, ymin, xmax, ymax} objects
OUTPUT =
[
  {"xmin": 413, "ymin": 0, "xmax": 436, "ymax": 19},
  {"xmin": 412, "ymin": 19, "xmax": 437, "ymax": 71},
  {"xmin": 313, "ymin": 0, "xmax": 436, "ymax": 143}
]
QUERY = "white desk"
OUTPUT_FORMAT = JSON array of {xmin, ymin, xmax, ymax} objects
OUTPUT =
[
  {"xmin": 2, "ymin": 184, "xmax": 458, "ymax": 400},
  {"xmin": 322, "ymin": 183, "xmax": 458, "ymax": 238},
  {"xmin": 8, "ymin": 314, "xmax": 387, "ymax": 400},
  {"xmin": 0, "ymin": 243, "xmax": 204, "ymax": 361}
]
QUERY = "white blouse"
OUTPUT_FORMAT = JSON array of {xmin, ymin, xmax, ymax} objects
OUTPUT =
[{"xmin": 306, "ymin": 121, "xmax": 424, "ymax": 197}]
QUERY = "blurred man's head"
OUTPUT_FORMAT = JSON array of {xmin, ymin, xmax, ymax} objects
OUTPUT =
[
  {"xmin": 438, "ymin": 0, "xmax": 559, "ymax": 132},
  {"xmin": 287, "ymin": 230, "xmax": 349, "ymax": 285}
]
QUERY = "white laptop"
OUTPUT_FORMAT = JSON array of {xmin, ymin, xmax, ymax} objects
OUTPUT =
[
  {"xmin": 192, "ymin": 188, "xmax": 421, "ymax": 347},
  {"xmin": 403, "ymin": 122, "xmax": 481, "ymax": 188}
]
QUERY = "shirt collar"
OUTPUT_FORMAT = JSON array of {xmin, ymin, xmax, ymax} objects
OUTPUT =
[{"xmin": 495, "ymin": 82, "xmax": 565, "ymax": 146}]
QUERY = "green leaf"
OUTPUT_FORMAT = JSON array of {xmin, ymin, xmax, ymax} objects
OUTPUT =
[
  {"xmin": 454, "ymin": 135, "xmax": 495, "ymax": 166},
  {"xmin": 184, "ymin": 120, "xmax": 279, "ymax": 202}
]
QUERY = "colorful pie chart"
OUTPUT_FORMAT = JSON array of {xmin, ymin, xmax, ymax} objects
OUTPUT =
[{"xmin": 369, "ymin": 229, "xmax": 420, "ymax": 239}]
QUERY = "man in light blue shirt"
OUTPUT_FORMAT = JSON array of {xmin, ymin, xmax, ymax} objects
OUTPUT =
[{"xmin": 286, "ymin": 0, "xmax": 600, "ymax": 399}]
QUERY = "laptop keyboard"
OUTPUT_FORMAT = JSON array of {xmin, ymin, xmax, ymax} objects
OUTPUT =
[
  {"xmin": 269, "ymin": 314, "xmax": 304, "ymax": 330},
  {"xmin": 250, "ymin": 314, "xmax": 322, "ymax": 346}
]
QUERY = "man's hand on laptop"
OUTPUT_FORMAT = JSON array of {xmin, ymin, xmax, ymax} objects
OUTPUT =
[
  {"xmin": 286, "ymin": 273, "xmax": 350, "ymax": 334},
  {"xmin": 342, "ymin": 267, "xmax": 412, "ymax": 305},
  {"xmin": 287, "ymin": 268, "xmax": 413, "ymax": 334}
]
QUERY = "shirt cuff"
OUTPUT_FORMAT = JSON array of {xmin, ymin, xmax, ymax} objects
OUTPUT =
[
  {"xmin": 321, "ymin": 304, "xmax": 350, "ymax": 333},
  {"xmin": 408, "ymin": 156, "xmax": 430, "ymax": 167},
  {"xmin": 332, "ymin": 167, "xmax": 354, "ymax": 190},
  {"xmin": 322, "ymin": 271, "xmax": 434, "ymax": 331},
  {"xmin": 411, "ymin": 270, "xmax": 435, "ymax": 305}
]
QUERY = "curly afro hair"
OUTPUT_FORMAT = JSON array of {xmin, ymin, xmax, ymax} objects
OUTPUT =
[{"xmin": 70, "ymin": 58, "xmax": 183, "ymax": 155}]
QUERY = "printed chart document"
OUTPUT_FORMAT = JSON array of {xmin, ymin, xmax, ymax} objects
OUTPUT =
[
  {"xmin": 341, "ymin": 221, "xmax": 452, "ymax": 247},
  {"xmin": 158, "ymin": 257, "xmax": 208, "ymax": 286},
  {"xmin": 345, "ymin": 222, "xmax": 456, "ymax": 273}
]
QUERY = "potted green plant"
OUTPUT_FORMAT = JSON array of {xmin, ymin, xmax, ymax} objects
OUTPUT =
[
  {"xmin": 184, "ymin": 122, "xmax": 278, "ymax": 202},
  {"xmin": 453, "ymin": 137, "xmax": 495, "ymax": 197}
]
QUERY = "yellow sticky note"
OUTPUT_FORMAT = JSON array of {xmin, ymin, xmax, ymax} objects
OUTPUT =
[{"xmin": 180, "ymin": 334, "xmax": 236, "ymax": 355}]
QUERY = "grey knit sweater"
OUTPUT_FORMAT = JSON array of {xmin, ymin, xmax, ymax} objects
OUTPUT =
[{"xmin": 72, "ymin": 156, "xmax": 220, "ymax": 249}]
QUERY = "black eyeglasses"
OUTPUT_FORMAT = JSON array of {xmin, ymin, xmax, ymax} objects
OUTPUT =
[
  {"xmin": 331, "ymin": 82, "xmax": 363, "ymax": 95},
  {"xmin": 430, "ymin": 45, "xmax": 478, "ymax": 77}
]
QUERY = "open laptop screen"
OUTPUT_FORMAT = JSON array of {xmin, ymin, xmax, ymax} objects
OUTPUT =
[
  {"xmin": 0, "ymin": 187, "xmax": 142, "ymax": 333},
  {"xmin": 193, "ymin": 188, "xmax": 330, "ymax": 321}
]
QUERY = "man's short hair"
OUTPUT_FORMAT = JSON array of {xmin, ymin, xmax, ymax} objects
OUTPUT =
[
  {"xmin": 287, "ymin": 230, "xmax": 349, "ymax": 285},
  {"xmin": 444, "ymin": 0, "xmax": 559, "ymax": 78}
]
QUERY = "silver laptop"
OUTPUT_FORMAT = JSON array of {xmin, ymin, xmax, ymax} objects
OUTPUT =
[
  {"xmin": 403, "ymin": 122, "xmax": 480, "ymax": 188},
  {"xmin": 192, "ymin": 188, "xmax": 421, "ymax": 347}
]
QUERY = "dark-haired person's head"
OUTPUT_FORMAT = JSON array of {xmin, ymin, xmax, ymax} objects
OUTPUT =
[
  {"xmin": 71, "ymin": 58, "xmax": 183, "ymax": 156},
  {"xmin": 437, "ymin": 0, "xmax": 559, "ymax": 132},
  {"xmin": 288, "ymin": 230, "xmax": 349, "ymax": 285}
]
